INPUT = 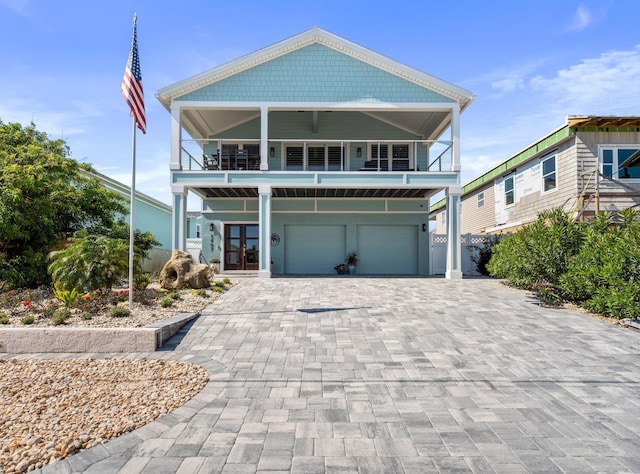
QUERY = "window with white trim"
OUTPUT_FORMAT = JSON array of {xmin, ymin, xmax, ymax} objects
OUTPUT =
[
  {"xmin": 542, "ymin": 155, "xmax": 557, "ymax": 192},
  {"xmin": 504, "ymin": 176, "xmax": 514, "ymax": 206},
  {"xmin": 196, "ymin": 224, "xmax": 201, "ymax": 239},
  {"xmin": 286, "ymin": 145, "xmax": 344, "ymax": 171},
  {"xmin": 601, "ymin": 146, "xmax": 640, "ymax": 179},
  {"xmin": 370, "ymin": 143, "xmax": 410, "ymax": 170},
  {"xmin": 477, "ymin": 192, "xmax": 484, "ymax": 208}
]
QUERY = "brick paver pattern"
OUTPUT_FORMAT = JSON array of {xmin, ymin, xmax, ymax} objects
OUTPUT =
[{"xmin": 38, "ymin": 278, "xmax": 640, "ymax": 473}]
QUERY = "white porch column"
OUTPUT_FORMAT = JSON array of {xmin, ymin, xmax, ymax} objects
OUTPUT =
[
  {"xmin": 170, "ymin": 103, "xmax": 182, "ymax": 171},
  {"xmin": 445, "ymin": 185, "xmax": 463, "ymax": 279},
  {"xmin": 172, "ymin": 185, "xmax": 187, "ymax": 251},
  {"xmin": 260, "ymin": 106, "xmax": 269, "ymax": 171},
  {"xmin": 451, "ymin": 104, "xmax": 461, "ymax": 172},
  {"xmin": 258, "ymin": 185, "xmax": 272, "ymax": 278}
]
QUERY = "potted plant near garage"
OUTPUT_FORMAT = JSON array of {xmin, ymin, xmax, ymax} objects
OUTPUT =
[{"xmin": 346, "ymin": 251, "xmax": 358, "ymax": 275}]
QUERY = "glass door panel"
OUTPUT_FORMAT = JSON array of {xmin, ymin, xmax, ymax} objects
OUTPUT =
[{"xmin": 224, "ymin": 224, "xmax": 259, "ymax": 270}]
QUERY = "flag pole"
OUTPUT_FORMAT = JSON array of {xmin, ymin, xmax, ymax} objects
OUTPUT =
[
  {"xmin": 122, "ymin": 12, "xmax": 145, "ymax": 309},
  {"xmin": 128, "ymin": 116, "xmax": 136, "ymax": 309}
]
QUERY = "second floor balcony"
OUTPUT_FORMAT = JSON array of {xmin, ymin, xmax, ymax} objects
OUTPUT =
[{"xmin": 179, "ymin": 138, "xmax": 455, "ymax": 174}]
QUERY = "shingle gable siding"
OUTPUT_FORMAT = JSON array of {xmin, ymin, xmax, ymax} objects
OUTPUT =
[{"xmin": 178, "ymin": 44, "xmax": 455, "ymax": 103}]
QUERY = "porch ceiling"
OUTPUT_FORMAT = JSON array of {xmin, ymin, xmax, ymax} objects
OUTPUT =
[
  {"xmin": 182, "ymin": 109, "xmax": 451, "ymax": 141},
  {"xmin": 196, "ymin": 186, "xmax": 440, "ymax": 199}
]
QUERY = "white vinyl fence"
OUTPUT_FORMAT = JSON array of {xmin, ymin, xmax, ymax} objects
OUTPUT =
[{"xmin": 429, "ymin": 233, "xmax": 488, "ymax": 276}]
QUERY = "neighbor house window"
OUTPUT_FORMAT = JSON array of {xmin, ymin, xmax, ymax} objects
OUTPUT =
[
  {"xmin": 477, "ymin": 192, "xmax": 485, "ymax": 208},
  {"xmin": 601, "ymin": 147, "xmax": 640, "ymax": 179},
  {"xmin": 504, "ymin": 176, "xmax": 514, "ymax": 205},
  {"xmin": 542, "ymin": 155, "xmax": 557, "ymax": 192}
]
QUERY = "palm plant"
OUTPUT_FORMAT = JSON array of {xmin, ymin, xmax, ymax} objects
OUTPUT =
[{"xmin": 48, "ymin": 233, "xmax": 131, "ymax": 292}]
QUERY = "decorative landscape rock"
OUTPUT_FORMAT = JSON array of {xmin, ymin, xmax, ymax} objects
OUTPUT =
[{"xmin": 159, "ymin": 250, "xmax": 210, "ymax": 289}]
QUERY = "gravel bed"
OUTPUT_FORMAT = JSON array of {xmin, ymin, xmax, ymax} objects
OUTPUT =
[
  {"xmin": 0, "ymin": 358, "xmax": 209, "ymax": 473},
  {"xmin": 0, "ymin": 281, "xmax": 234, "ymax": 472},
  {"xmin": 0, "ymin": 282, "xmax": 232, "ymax": 328}
]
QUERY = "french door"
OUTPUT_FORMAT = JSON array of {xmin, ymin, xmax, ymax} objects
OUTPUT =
[{"xmin": 224, "ymin": 224, "xmax": 259, "ymax": 270}]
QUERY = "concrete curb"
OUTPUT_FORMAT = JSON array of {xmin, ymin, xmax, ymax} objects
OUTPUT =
[
  {"xmin": 0, "ymin": 312, "xmax": 200, "ymax": 353},
  {"xmin": 621, "ymin": 318, "xmax": 640, "ymax": 331}
]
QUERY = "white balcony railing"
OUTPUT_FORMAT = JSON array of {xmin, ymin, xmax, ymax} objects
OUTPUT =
[{"xmin": 179, "ymin": 138, "xmax": 453, "ymax": 173}]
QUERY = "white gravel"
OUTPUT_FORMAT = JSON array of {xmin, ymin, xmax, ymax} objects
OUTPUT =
[{"xmin": 0, "ymin": 358, "xmax": 209, "ymax": 473}]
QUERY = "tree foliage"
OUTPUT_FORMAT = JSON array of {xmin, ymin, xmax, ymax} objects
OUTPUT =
[{"xmin": 0, "ymin": 121, "xmax": 127, "ymax": 288}]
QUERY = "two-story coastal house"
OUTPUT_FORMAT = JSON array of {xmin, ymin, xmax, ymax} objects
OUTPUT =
[
  {"xmin": 430, "ymin": 116, "xmax": 640, "ymax": 235},
  {"xmin": 156, "ymin": 27, "xmax": 473, "ymax": 278}
]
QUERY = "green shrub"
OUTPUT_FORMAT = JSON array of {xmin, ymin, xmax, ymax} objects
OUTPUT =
[
  {"xmin": 134, "ymin": 273, "xmax": 152, "ymax": 289},
  {"xmin": 110, "ymin": 306, "xmax": 131, "ymax": 318},
  {"xmin": 221, "ymin": 278, "xmax": 231, "ymax": 285},
  {"xmin": 160, "ymin": 296, "xmax": 173, "ymax": 308},
  {"xmin": 169, "ymin": 291, "xmax": 180, "ymax": 300},
  {"xmin": 80, "ymin": 312, "xmax": 93, "ymax": 321},
  {"xmin": 51, "ymin": 308, "xmax": 71, "ymax": 325},
  {"xmin": 189, "ymin": 288, "xmax": 207, "ymax": 297},
  {"xmin": 54, "ymin": 288, "xmax": 79, "ymax": 307},
  {"xmin": 469, "ymin": 235, "xmax": 502, "ymax": 276},
  {"xmin": 21, "ymin": 315, "xmax": 34, "ymax": 325},
  {"xmin": 0, "ymin": 313, "xmax": 9, "ymax": 324},
  {"xmin": 558, "ymin": 209, "xmax": 640, "ymax": 319},
  {"xmin": 211, "ymin": 286, "xmax": 224, "ymax": 293},
  {"xmin": 487, "ymin": 209, "xmax": 584, "ymax": 288}
]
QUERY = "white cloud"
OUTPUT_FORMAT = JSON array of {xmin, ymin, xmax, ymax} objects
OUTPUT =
[
  {"xmin": 0, "ymin": 0, "xmax": 29, "ymax": 14},
  {"xmin": 530, "ymin": 46, "xmax": 640, "ymax": 115},
  {"xmin": 465, "ymin": 59, "xmax": 550, "ymax": 96},
  {"xmin": 566, "ymin": 4, "xmax": 593, "ymax": 32},
  {"xmin": 491, "ymin": 75, "xmax": 525, "ymax": 94}
]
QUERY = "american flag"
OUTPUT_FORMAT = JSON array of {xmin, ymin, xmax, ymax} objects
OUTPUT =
[{"xmin": 121, "ymin": 14, "xmax": 146, "ymax": 134}]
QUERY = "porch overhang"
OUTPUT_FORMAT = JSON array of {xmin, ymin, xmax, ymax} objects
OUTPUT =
[
  {"xmin": 174, "ymin": 103, "xmax": 456, "ymax": 142},
  {"xmin": 171, "ymin": 169, "xmax": 459, "ymax": 201}
]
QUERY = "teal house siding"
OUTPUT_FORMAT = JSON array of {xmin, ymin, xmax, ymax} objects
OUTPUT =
[
  {"xmin": 92, "ymin": 171, "xmax": 172, "ymax": 250},
  {"xmin": 158, "ymin": 27, "xmax": 474, "ymax": 278},
  {"xmin": 179, "ymin": 44, "xmax": 455, "ymax": 104},
  {"xmin": 131, "ymin": 200, "xmax": 172, "ymax": 249}
]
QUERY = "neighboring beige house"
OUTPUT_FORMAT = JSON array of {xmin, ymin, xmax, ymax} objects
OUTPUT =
[{"xmin": 430, "ymin": 116, "xmax": 640, "ymax": 234}]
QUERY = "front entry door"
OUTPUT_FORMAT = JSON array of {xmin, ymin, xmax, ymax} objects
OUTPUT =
[{"xmin": 224, "ymin": 224, "xmax": 259, "ymax": 270}]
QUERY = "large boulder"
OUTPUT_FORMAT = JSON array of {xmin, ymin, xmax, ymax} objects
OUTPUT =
[{"xmin": 159, "ymin": 250, "xmax": 210, "ymax": 289}]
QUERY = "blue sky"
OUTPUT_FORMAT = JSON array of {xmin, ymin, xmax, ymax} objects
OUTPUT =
[{"xmin": 2, "ymin": 0, "xmax": 640, "ymax": 209}]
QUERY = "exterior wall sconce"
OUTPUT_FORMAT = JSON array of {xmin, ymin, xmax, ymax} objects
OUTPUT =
[
  {"xmin": 357, "ymin": 147, "xmax": 362, "ymax": 157},
  {"xmin": 270, "ymin": 147, "xmax": 275, "ymax": 157},
  {"xmin": 209, "ymin": 223, "xmax": 215, "ymax": 231},
  {"xmin": 422, "ymin": 223, "xmax": 427, "ymax": 232}
]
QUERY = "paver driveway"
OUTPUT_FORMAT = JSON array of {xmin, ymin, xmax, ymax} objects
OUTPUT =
[{"xmin": 45, "ymin": 278, "xmax": 640, "ymax": 473}]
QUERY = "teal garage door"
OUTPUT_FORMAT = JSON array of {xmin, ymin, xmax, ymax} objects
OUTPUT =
[
  {"xmin": 357, "ymin": 225, "xmax": 419, "ymax": 274},
  {"xmin": 284, "ymin": 225, "xmax": 346, "ymax": 274}
]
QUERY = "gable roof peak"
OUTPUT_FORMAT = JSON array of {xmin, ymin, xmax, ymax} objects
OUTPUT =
[{"xmin": 156, "ymin": 27, "xmax": 473, "ymax": 111}]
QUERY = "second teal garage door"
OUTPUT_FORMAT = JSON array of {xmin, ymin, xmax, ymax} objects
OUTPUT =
[
  {"xmin": 357, "ymin": 225, "xmax": 419, "ymax": 274},
  {"xmin": 284, "ymin": 225, "xmax": 346, "ymax": 274}
]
